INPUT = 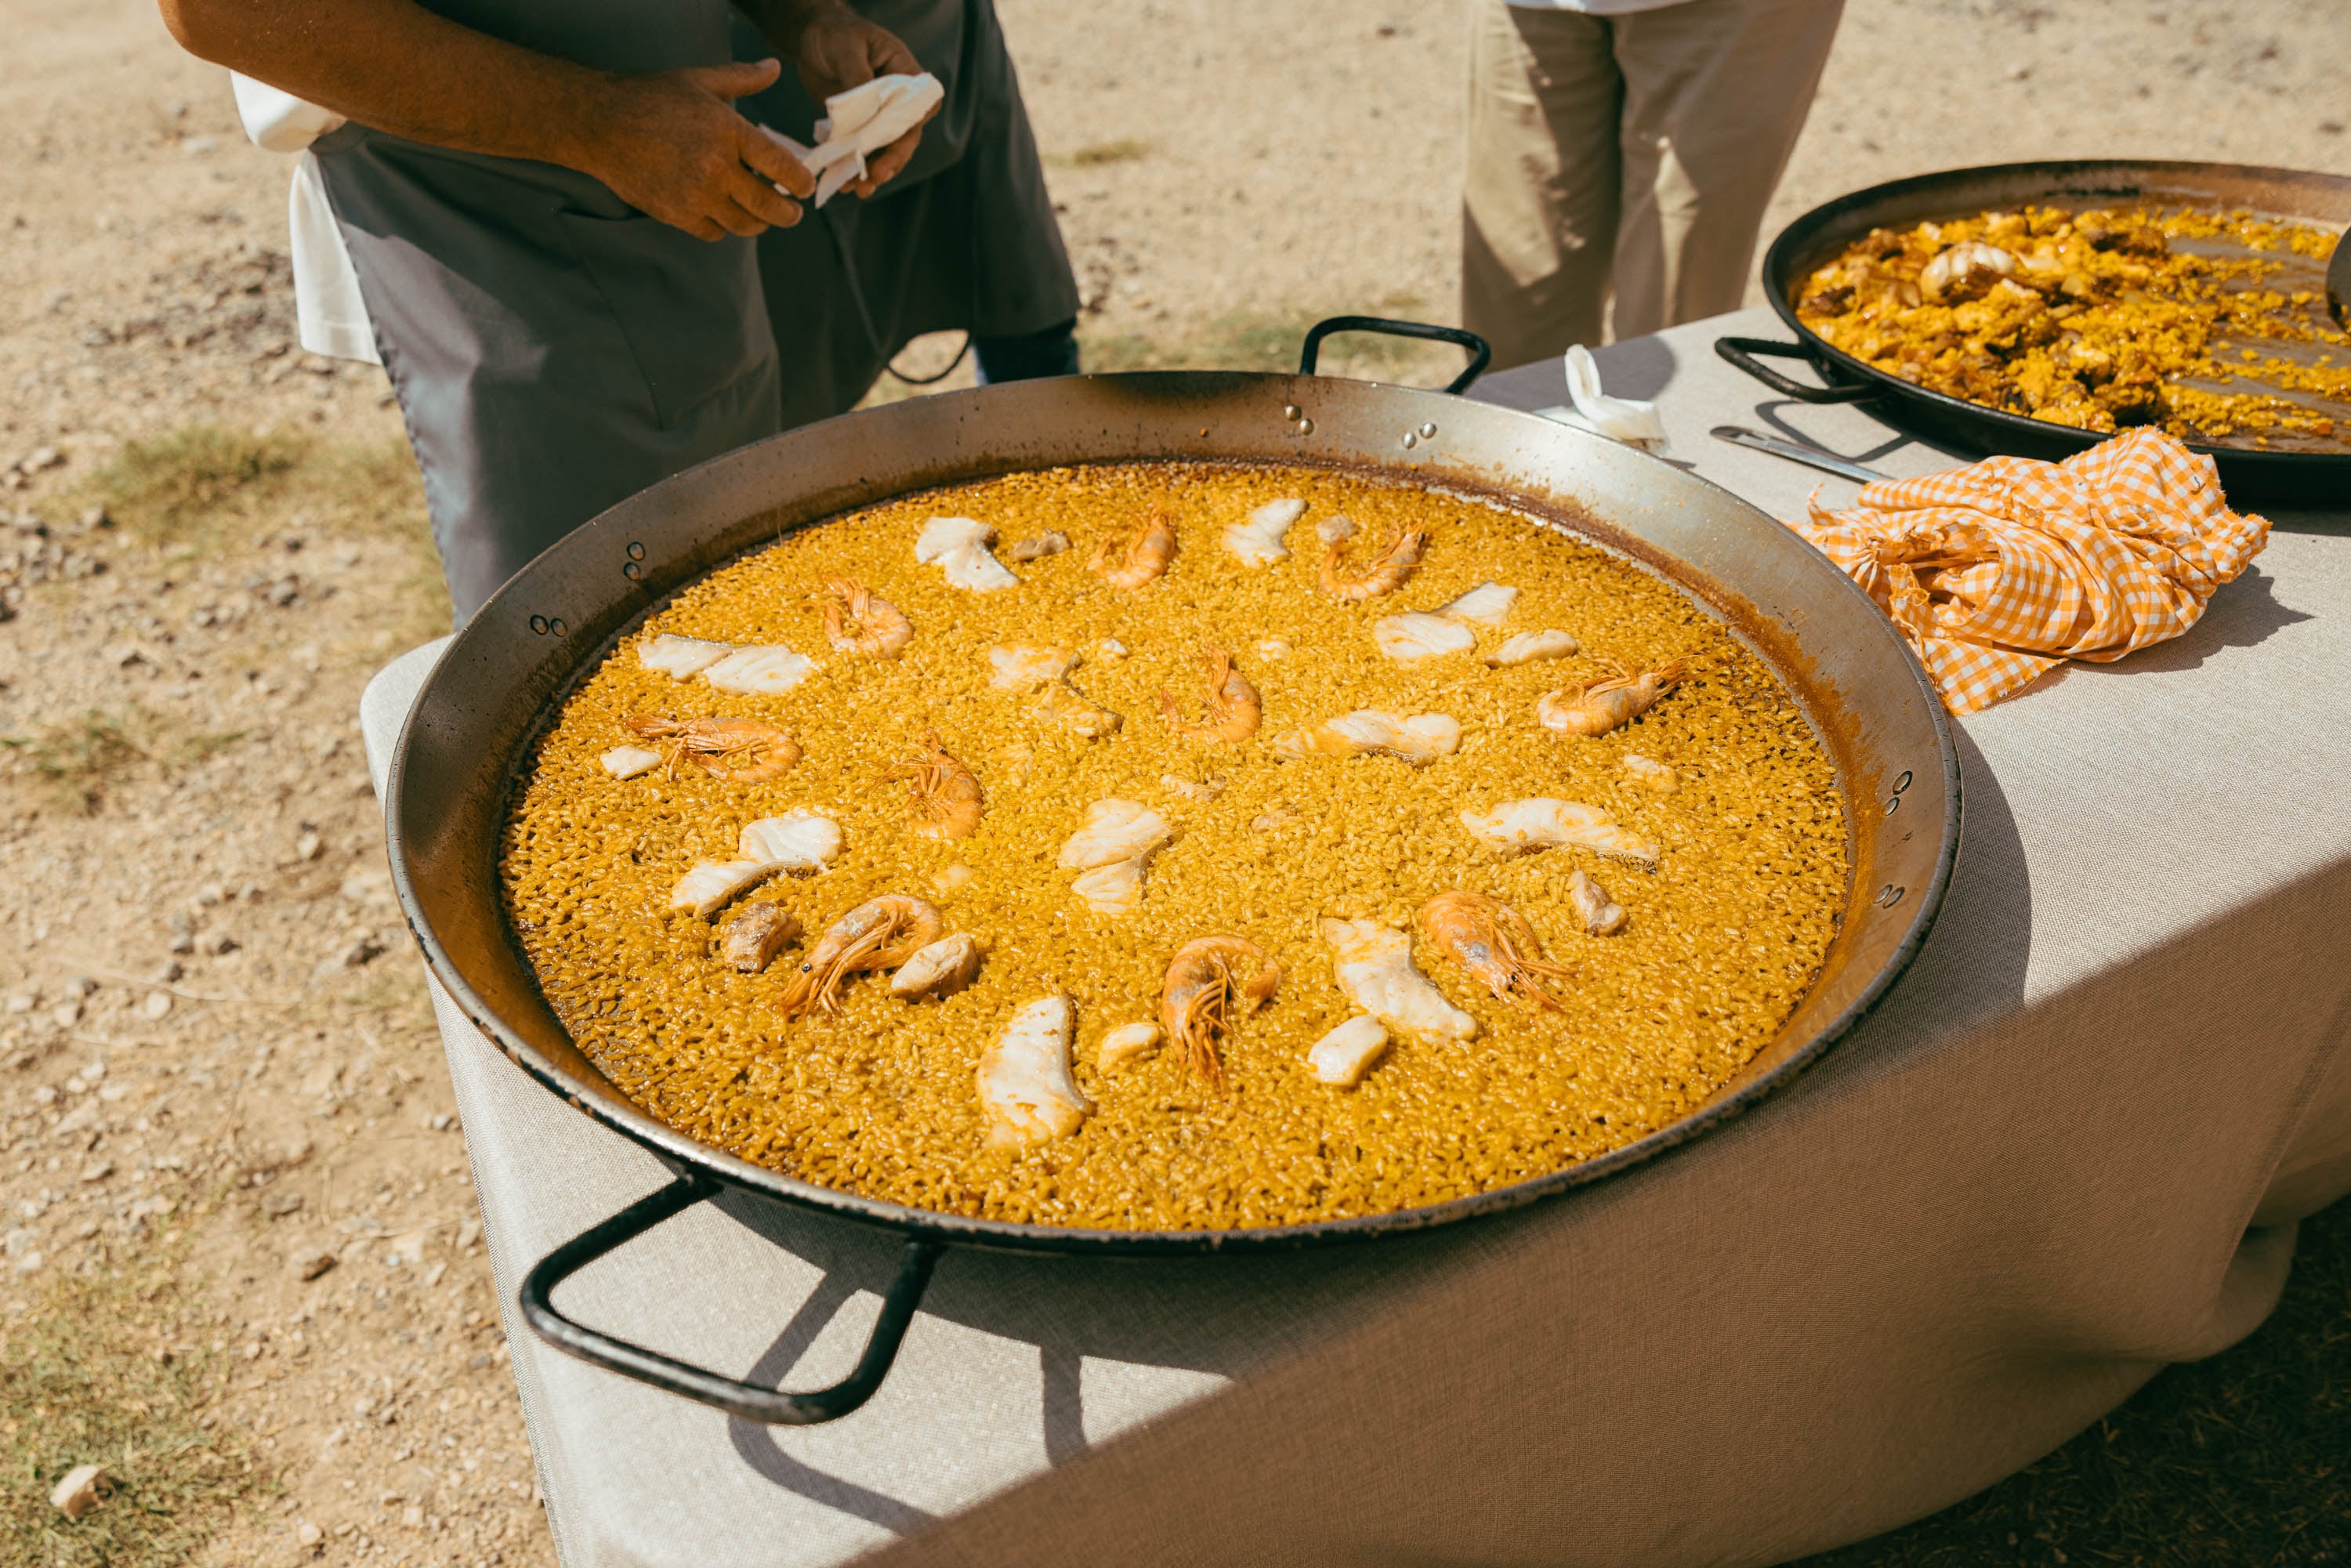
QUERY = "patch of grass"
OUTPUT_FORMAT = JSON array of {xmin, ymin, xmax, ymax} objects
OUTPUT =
[
  {"xmin": 1048, "ymin": 137, "xmax": 1149, "ymax": 168},
  {"xmin": 79, "ymin": 425, "xmax": 448, "ymax": 639},
  {"xmin": 1078, "ymin": 306, "xmax": 1476, "ymax": 389},
  {"xmin": 0, "ymin": 708, "xmax": 245, "ymax": 813},
  {"xmin": 1802, "ymin": 1195, "xmax": 2351, "ymax": 1566},
  {"xmin": 0, "ymin": 1251, "xmax": 271, "ymax": 1566}
]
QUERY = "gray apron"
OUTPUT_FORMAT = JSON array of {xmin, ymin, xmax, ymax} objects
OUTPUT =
[
  {"xmin": 734, "ymin": 0, "xmax": 1081, "ymax": 429},
  {"xmin": 313, "ymin": 0, "xmax": 781, "ymax": 623}
]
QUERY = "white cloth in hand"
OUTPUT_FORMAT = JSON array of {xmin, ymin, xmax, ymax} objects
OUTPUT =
[
  {"xmin": 1538, "ymin": 345, "xmax": 1668, "ymax": 450},
  {"xmin": 762, "ymin": 72, "xmax": 944, "ymax": 208}
]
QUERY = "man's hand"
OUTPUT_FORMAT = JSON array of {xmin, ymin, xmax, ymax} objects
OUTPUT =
[
  {"xmin": 573, "ymin": 60, "xmax": 817, "ymax": 241},
  {"xmin": 771, "ymin": 2, "xmax": 936, "ymax": 197}
]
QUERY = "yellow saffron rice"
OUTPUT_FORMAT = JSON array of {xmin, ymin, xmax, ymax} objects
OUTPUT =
[{"xmin": 499, "ymin": 462, "xmax": 1849, "ymax": 1230}]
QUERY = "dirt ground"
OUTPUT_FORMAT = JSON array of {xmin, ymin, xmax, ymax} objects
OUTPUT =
[{"xmin": 1, "ymin": 2, "xmax": 2347, "ymax": 1565}]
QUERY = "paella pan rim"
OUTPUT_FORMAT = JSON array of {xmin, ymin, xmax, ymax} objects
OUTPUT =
[
  {"xmin": 385, "ymin": 368, "xmax": 1961, "ymax": 1258},
  {"xmin": 1758, "ymin": 158, "xmax": 2351, "ymax": 480}
]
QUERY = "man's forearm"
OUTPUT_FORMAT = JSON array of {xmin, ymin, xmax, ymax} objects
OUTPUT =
[{"xmin": 161, "ymin": 0, "xmax": 608, "ymax": 172}]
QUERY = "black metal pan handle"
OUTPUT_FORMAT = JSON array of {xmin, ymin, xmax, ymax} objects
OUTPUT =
[
  {"xmin": 1300, "ymin": 315, "xmax": 1493, "ymax": 395},
  {"xmin": 1715, "ymin": 336, "xmax": 1877, "ymax": 404},
  {"xmin": 518, "ymin": 1174, "xmax": 944, "ymax": 1425}
]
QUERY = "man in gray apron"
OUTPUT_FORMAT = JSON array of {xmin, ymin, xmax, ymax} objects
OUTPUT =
[
  {"xmin": 734, "ymin": 0, "xmax": 1081, "ymax": 428},
  {"xmin": 158, "ymin": 0, "xmax": 945, "ymax": 622}
]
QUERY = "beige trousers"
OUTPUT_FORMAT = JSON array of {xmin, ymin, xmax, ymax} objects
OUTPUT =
[{"xmin": 1462, "ymin": 0, "xmax": 1845, "ymax": 369}]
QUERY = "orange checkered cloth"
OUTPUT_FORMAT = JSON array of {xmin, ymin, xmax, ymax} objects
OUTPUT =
[{"xmin": 1790, "ymin": 428, "xmax": 2271, "ymax": 715}]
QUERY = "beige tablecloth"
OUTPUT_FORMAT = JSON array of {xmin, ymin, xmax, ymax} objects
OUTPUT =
[{"xmin": 362, "ymin": 307, "xmax": 2351, "ymax": 1568}]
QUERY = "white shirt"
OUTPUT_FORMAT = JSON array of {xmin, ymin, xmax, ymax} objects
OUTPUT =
[{"xmin": 229, "ymin": 74, "xmax": 382, "ymax": 366}]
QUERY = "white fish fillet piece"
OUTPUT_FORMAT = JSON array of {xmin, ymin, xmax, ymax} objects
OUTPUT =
[
  {"xmin": 1274, "ymin": 711, "xmax": 1462, "ymax": 765},
  {"xmin": 600, "ymin": 745, "xmax": 662, "ymax": 780},
  {"xmin": 891, "ymin": 934, "xmax": 980, "ymax": 999},
  {"xmin": 1317, "ymin": 918, "xmax": 1478, "ymax": 1045},
  {"xmin": 1621, "ymin": 753, "xmax": 1678, "ymax": 793},
  {"xmin": 1029, "ymin": 681, "xmax": 1122, "ymax": 739},
  {"xmin": 1096, "ymin": 1021, "xmax": 1162, "ymax": 1067},
  {"xmin": 1436, "ymin": 581, "xmax": 1519, "ymax": 627},
  {"xmin": 1068, "ymin": 860, "xmax": 1146, "ymax": 916},
  {"xmin": 1308, "ymin": 1014, "xmax": 1390, "ymax": 1086},
  {"xmin": 737, "ymin": 809, "xmax": 842, "ymax": 871},
  {"xmin": 1223, "ymin": 497, "xmax": 1306, "ymax": 567},
  {"xmin": 667, "ymin": 859, "xmax": 777, "ymax": 918},
  {"xmin": 915, "ymin": 515, "xmax": 1020, "ymax": 592},
  {"xmin": 1057, "ymin": 799, "xmax": 1174, "ymax": 870},
  {"xmin": 988, "ymin": 644, "xmax": 1075, "ymax": 691},
  {"xmin": 1459, "ymin": 798, "xmax": 1660, "ymax": 867},
  {"xmin": 702, "ymin": 646, "xmax": 814, "ymax": 695},
  {"xmin": 977, "ymin": 996, "xmax": 1091, "ymax": 1150},
  {"xmin": 1487, "ymin": 629, "xmax": 1581, "ymax": 666},
  {"xmin": 1373, "ymin": 612, "xmax": 1476, "ymax": 662},
  {"xmin": 638, "ymin": 635, "xmax": 734, "ymax": 679},
  {"xmin": 1568, "ymin": 869, "xmax": 1628, "ymax": 936}
]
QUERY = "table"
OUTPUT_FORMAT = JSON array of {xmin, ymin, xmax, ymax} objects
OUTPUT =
[{"xmin": 361, "ymin": 306, "xmax": 2351, "ymax": 1568}]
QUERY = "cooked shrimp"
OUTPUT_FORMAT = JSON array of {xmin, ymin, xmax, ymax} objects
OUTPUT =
[
  {"xmin": 1091, "ymin": 505, "xmax": 1177, "ymax": 589},
  {"xmin": 1567, "ymin": 870, "xmax": 1628, "ymax": 936},
  {"xmin": 1272, "ymin": 710, "xmax": 1460, "ymax": 766},
  {"xmin": 774, "ymin": 894, "xmax": 944, "ymax": 1017},
  {"xmin": 1159, "ymin": 936, "xmax": 1283, "ymax": 1087},
  {"xmin": 977, "ymin": 996, "xmax": 1091, "ymax": 1150},
  {"xmin": 1537, "ymin": 660, "xmax": 1688, "ymax": 737},
  {"xmin": 625, "ymin": 715, "xmax": 802, "ymax": 783},
  {"xmin": 1417, "ymin": 891, "xmax": 1572, "ymax": 1010},
  {"xmin": 1317, "ymin": 917, "xmax": 1477, "ymax": 1045},
  {"xmin": 1320, "ymin": 523, "xmax": 1426, "ymax": 600},
  {"xmin": 721, "ymin": 902, "xmax": 799, "ymax": 972},
  {"xmin": 819, "ymin": 578, "xmax": 912, "ymax": 658},
  {"xmin": 1459, "ymin": 798, "xmax": 1660, "ymax": 867},
  {"xmin": 1159, "ymin": 647, "xmax": 1262, "ymax": 744},
  {"xmin": 885, "ymin": 730, "xmax": 984, "ymax": 839}
]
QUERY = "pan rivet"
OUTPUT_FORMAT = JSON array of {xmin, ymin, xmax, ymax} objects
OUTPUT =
[
  {"xmin": 1874, "ymin": 883, "xmax": 1906, "ymax": 908},
  {"xmin": 1894, "ymin": 770, "xmax": 1913, "ymax": 794},
  {"xmin": 623, "ymin": 561, "xmax": 643, "ymax": 581},
  {"xmin": 1401, "ymin": 431, "xmax": 1418, "ymax": 450},
  {"xmin": 626, "ymin": 541, "xmax": 647, "ymax": 561},
  {"xmin": 550, "ymin": 618, "xmax": 569, "ymax": 637},
  {"xmin": 1282, "ymin": 404, "xmax": 1301, "ymax": 421},
  {"xmin": 1419, "ymin": 422, "xmax": 1437, "ymax": 438},
  {"xmin": 1885, "ymin": 795, "xmax": 1900, "ymax": 815},
  {"xmin": 528, "ymin": 615, "xmax": 549, "ymax": 635},
  {"xmin": 1297, "ymin": 418, "xmax": 1315, "ymax": 436}
]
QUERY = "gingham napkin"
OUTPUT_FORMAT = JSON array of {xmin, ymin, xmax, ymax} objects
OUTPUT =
[{"xmin": 1791, "ymin": 428, "xmax": 2271, "ymax": 715}]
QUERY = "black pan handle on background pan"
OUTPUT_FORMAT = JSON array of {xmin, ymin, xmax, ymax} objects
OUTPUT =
[
  {"xmin": 519, "ymin": 1175, "xmax": 944, "ymax": 1425},
  {"xmin": 1715, "ymin": 336, "xmax": 1878, "ymax": 404},
  {"xmin": 1301, "ymin": 315, "xmax": 1493, "ymax": 395}
]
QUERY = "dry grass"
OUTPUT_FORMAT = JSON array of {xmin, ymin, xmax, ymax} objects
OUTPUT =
[
  {"xmin": 1047, "ymin": 137, "xmax": 1150, "ymax": 168},
  {"xmin": 0, "ymin": 707, "xmax": 244, "ymax": 814},
  {"xmin": 0, "ymin": 1245, "xmax": 272, "ymax": 1567},
  {"xmin": 80, "ymin": 425, "xmax": 447, "ymax": 640}
]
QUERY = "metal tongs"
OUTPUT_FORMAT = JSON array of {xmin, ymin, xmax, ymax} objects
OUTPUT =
[{"xmin": 1709, "ymin": 425, "xmax": 1889, "ymax": 484}]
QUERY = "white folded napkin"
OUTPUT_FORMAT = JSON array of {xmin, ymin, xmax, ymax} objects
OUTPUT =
[
  {"xmin": 762, "ymin": 72, "xmax": 944, "ymax": 208},
  {"xmin": 1536, "ymin": 345, "xmax": 1668, "ymax": 450}
]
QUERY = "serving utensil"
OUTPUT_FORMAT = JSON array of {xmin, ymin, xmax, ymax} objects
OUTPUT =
[{"xmin": 1711, "ymin": 425, "xmax": 1891, "ymax": 485}]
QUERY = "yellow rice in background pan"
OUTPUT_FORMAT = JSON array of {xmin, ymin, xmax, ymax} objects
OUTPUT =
[{"xmin": 500, "ymin": 462, "xmax": 1849, "ymax": 1231}]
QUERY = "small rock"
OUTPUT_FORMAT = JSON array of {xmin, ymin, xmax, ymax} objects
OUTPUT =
[
  {"xmin": 292, "ymin": 1246, "xmax": 337, "ymax": 1281},
  {"xmin": 13, "ymin": 1250, "xmax": 44, "ymax": 1276},
  {"xmin": 339, "ymin": 933, "xmax": 386, "ymax": 969},
  {"xmin": 63, "ymin": 976, "xmax": 96, "ymax": 1000},
  {"xmin": 49, "ymin": 1463, "xmax": 106, "ymax": 1519},
  {"xmin": 143, "ymin": 993, "xmax": 173, "ymax": 1021},
  {"xmin": 79, "ymin": 1160, "xmax": 113, "ymax": 1183},
  {"xmin": 27, "ymin": 445, "xmax": 62, "ymax": 471},
  {"xmin": 50, "ymin": 1000, "xmax": 81, "ymax": 1028},
  {"xmin": 3, "ymin": 991, "xmax": 33, "ymax": 1014},
  {"xmin": 295, "ymin": 830, "xmax": 324, "ymax": 862},
  {"xmin": 79, "ymin": 505, "xmax": 110, "ymax": 531},
  {"xmin": 194, "ymin": 884, "xmax": 223, "ymax": 908},
  {"xmin": 200, "ymin": 931, "xmax": 239, "ymax": 957},
  {"xmin": 296, "ymin": 1521, "xmax": 323, "ymax": 1548},
  {"xmin": 168, "ymin": 931, "xmax": 195, "ymax": 955},
  {"xmin": 260, "ymin": 1190, "xmax": 302, "ymax": 1218},
  {"xmin": 456, "ymin": 1219, "xmax": 481, "ymax": 1250},
  {"xmin": 150, "ymin": 958, "xmax": 183, "ymax": 983},
  {"xmin": 180, "ymin": 135, "xmax": 219, "ymax": 154}
]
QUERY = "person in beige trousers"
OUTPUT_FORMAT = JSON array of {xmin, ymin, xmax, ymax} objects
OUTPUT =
[{"xmin": 1462, "ymin": 0, "xmax": 1845, "ymax": 370}]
